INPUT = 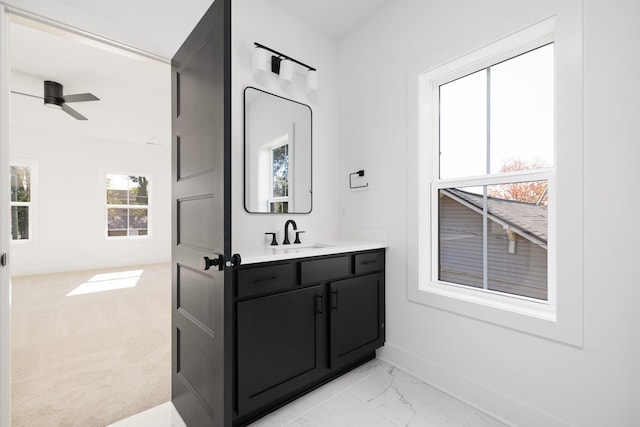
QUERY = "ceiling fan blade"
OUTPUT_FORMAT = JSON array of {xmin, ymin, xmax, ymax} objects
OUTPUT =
[
  {"xmin": 10, "ymin": 90, "xmax": 43, "ymax": 100},
  {"xmin": 63, "ymin": 93, "xmax": 100, "ymax": 103},
  {"xmin": 61, "ymin": 103, "xmax": 88, "ymax": 120}
]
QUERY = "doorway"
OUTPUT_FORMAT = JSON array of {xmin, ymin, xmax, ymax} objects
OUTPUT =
[{"xmin": 5, "ymin": 11, "xmax": 172, "ymax": 426}]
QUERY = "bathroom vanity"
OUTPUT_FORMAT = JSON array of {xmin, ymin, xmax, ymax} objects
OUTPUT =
[
  {"xmin": 232, "ymin": 245, "xmax": 386, "ymax": 426},
  {"xmin": 234, "ymin": 85, "xmax": 386, "ymax": 424},
  {"xmin": 172, "ymin": 14, "xmax": 385, "ymax": 424}
]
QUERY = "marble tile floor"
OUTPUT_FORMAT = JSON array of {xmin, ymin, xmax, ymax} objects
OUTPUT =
[{"xmin": 109, "ymin": 359, "xmax": 508, "ymax": 427}]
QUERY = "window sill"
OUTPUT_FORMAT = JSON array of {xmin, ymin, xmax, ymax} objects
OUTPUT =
[
  {"xmin": 415, "ymin": 280, "xmax": 555, "ymax": 319},
  {"xmin": 408, "ymin": 280, "xmax": 581, "ymax": 347},
  {"xmin": 106, "ymin": 236, "xmax": 150, "ymax": 241},
  {"xmin": 10, "ymin": 239, "xmax": 36, "ymax": 247}
]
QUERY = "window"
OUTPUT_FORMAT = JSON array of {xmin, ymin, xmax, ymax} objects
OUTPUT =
[
  {"xmin": 270, "ymin": 142, "xmax": 289, "ymax": 213},
  {"xmin": 10, "ymin": 163, "xmax": 33, "ymax": 241},
  {"xmin": 436, "ymin": 43, "xmax": 554, "ymax": 301},
  {"xmin": 106, "ymin": 174, "xmax": 149, "ymax": 238},
  {"xmin": 408, "ymin": 16, "xmax": 584, "ymax": 346}
]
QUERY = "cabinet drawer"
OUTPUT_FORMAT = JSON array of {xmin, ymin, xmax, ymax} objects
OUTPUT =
[
  {"xmin": 300, "ymin": 256, "xmax": 350, "ymax": 285},
  {"xmin": 237, "ymin": 263, "xmax": 294, "ymax": 298},
  {"xmin": 354, "ymin": 251, "xmax": 384, "ymax": 275}
]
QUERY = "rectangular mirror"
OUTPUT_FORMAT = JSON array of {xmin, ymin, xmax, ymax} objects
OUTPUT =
[{"xmin": 244, "ymin": 87, "xmax": 312, "ymax": 213}]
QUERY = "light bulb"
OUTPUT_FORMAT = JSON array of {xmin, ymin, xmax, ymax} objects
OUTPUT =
[
  {"xmin": 251, "ymin": 47, "xmax": 267, "ymax": 73},
  {"xmin": 279, "ymin": 59, "xmax": 293, "ymax": 83},
  {"xmin": 306, "ymin": 70, "xmax": 318, "ymax": 92}
]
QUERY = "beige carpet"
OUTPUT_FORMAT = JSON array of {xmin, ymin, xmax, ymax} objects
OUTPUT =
[{"xmin": 10, "ymin": 263, "xmax": 171, "ymax": 427}]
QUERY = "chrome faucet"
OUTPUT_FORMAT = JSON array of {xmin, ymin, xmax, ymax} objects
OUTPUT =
[{"xmin": 283, "ymin": 219, "xmax": 297, "ymax": 245}]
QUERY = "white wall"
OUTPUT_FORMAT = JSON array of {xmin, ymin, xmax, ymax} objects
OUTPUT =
[
  {"xmin": 10, "ymin": 127, "xmax": 171, "ymax": 276},
  {"xmin": 231, "ymin": 0, "xmax": 341, "ymax": 249},
  {"xmin": 337, "ymin": 0, "xmax": 640, "ymax": 426}
]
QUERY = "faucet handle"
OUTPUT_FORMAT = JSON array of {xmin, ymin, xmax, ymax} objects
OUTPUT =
[
  {"xmin": 294, "ymin": 231, "xmax": 305, "ymax": 244},
  {"xmin": 265, "ymin": 232, "xmax": 278, "ymax": 246}
]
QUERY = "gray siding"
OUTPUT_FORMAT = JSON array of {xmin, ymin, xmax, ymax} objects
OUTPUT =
[{"xmin": 439, "ymin": 195, "xmax": 548, "ymax": 300}]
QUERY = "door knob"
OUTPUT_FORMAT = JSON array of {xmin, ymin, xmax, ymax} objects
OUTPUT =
[
  {"xmin": 202, "ymin": 254, "xmax": 223, "ymax": 271},
  {"xmin": 225, "ymin": 253, "xmax": 242, "ymax": 268}
]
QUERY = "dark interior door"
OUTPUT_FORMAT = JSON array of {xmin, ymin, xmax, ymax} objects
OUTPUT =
[{"xmin": 171, "ymin": 1, "xmax": 231, "ymax": 426}]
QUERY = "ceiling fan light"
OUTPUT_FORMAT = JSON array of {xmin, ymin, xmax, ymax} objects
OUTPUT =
[{"xmin": 44, "ymin": 102, "xmax": 62, "ymax": 110}]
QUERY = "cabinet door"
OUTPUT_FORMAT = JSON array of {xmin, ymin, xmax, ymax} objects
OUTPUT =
[
  {"xmin": 330, "ymin": 273, "xmax": 384, "ymax": 369},
  {"xmin": 237, "ymin": 285, "xmax": 325, "ymax": 415}
]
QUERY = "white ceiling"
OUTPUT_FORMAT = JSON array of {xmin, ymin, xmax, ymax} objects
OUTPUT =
[
  {"xmin": 10, "ymin": 17, "xmax": 171, "ymax": 148},
  {"xmin": 5, "ymin": 0, "xmax": 393, "ymax": 57},
  {"xmin": 3, "ymin": 0, "xmax": 214, "ymax": 59},
  {"xmin": 271, "ymin": 0, "xmax": 391, "ymax": 39},
  {"xmin": 7, "ymin": 0, "xmax": 391, "ymax": 149}
]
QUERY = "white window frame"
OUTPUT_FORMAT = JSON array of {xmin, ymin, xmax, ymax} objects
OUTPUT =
[
  {"xmin": 10, "ymin": 159, "xmax": 38, "ymax": 244},
  {"xmin": 407, "ymin": 16, "xmax": 584, "ymax": 346},
  {"xmin": 105, "ymin": 173, "xmax": 151, "ymax": 239},
  {"xmin": 268, "ymin": 139, "xmax": 291, "ymax": 212}
]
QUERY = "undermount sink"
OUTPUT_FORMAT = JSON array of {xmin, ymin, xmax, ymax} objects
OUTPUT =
[{"xmin": 272, "ymin": 242, "xmax": 332, "ymax": 250}]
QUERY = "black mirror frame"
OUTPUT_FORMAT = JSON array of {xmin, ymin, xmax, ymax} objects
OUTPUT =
[{"xmin": 243, "ymin": 86, "xmax": 313, "ymax": 214}]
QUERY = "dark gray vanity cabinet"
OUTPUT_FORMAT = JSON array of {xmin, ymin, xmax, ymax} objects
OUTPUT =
[
  {"xmin": 233, "ymin": 249, "xmax": 385, "ymax": 426},
  {"xmin": 329, "ymin": 272, "xmax": 384, "ymax": 369},
  {"xmin": 236, "ymin": 285, "xmax": 325, "ymax": 415}
]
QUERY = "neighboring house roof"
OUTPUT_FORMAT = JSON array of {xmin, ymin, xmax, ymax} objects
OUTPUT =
[{"xmin": 441, "ymin": 188, "xmax": 548, "ymax": 246}]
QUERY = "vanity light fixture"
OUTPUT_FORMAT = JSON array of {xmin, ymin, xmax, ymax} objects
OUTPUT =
[
  {"xmin": 251, "ymin": 45, "xmax": 268, "ymax": 72},
  {"xmin": 252, "ymin": 42, "xmax": 318, "ymax": 91},
  {"xmin": 306, "ymin": 70, "xmax": 318, "ymax": 92},
  {"xmin": 279, "ymin": 58, "xmax": 294, "ymax": 83}
]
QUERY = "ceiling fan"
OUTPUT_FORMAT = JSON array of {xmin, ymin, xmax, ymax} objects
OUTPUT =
[{"xmin": 11, "ymin": 80, "xmax": 100, "ymax": 120}]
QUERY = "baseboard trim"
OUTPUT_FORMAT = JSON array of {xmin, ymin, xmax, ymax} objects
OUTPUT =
[{"xmin": 377, "ymin": 342, "xmax": 570, "ymax": 427}]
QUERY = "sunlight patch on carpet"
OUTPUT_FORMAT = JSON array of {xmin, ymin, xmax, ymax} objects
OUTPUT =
[{"xmin": 67, "ymin": 269, "xmax": 144, "ymax": 296}]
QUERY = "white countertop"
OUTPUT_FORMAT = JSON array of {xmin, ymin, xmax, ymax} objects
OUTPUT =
[{"xmin": 235, "ymin": 240, "xmax": 387, "ymax": 265}]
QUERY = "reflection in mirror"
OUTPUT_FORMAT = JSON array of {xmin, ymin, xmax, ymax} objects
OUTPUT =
[{"xmin": 244, "ymin": 87, "xmax": 312, "ymax": 213}]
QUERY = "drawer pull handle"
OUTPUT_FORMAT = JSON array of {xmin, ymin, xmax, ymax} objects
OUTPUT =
[
  {"xmin": 254, "ymin": 276, "xmax": 278, "ymax": 284},
  {"xmin": 315, "ymin": 294, "xmax": 324, "ymax": 315},
  {"xmin": 361, "ymin": 260, "xmax": 377, "ymax": 265},
  {"xmin": 331, "ymin": 289, "xmax": 339, "ymax": 312}
]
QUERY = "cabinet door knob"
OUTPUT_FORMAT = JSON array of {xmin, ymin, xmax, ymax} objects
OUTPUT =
[
  {"xmin": 331, "ymin": 289, "xmax": 339, "ymax": 312},
  {"xmin": 315, "ymin": 294, "xmax": 324, "ymax": 315}
]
